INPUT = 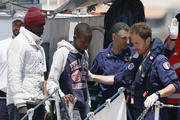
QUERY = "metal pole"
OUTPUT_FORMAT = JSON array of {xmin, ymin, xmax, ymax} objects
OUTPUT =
[
  {"xmin": 154, "ymin": 101, "xmax": 160, "ymax": 120},
  {"xmin": 10, "ymin": 0, "xmax": 14, "ymax": 16},
  {"xmin": 57, "ymin": 0, "xmax": 60, "ymax": 7},
  {"xmin": 47, "ymin": 0, "xmax": 50, "ymax": 10},
  {"xmin": 55, "ymin": 92, "xmax": 61, "ymax": 120}
]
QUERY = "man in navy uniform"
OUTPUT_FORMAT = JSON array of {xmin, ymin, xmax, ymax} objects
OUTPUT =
[
  {"xmin": 89, "ymin": 22, "xmax": 180, "ymax": 120},
  {"xmin": 90, "ymin": 22, "xmax": 135, "ymax": 105}
]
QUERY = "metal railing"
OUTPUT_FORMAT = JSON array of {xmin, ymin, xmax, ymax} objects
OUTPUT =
[{"xmin": 21, "ymin": 88, "xmax": 59, "ymax": 120}]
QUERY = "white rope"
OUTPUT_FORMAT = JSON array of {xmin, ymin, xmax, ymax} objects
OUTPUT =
[
  {"xmin": 87, "ymin": 112, "xmax": 95, "ymax": 120},
  {"xmin": 160, "ymin": 102, "xmax": 180, "ymax": 108},
  {"xmin": 0, "ymin": 97, "xmax": 56, "ymax": 101}
]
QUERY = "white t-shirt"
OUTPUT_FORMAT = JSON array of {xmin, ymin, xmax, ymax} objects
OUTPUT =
[{"xmin": 0, "ymin": 37, "xmax": 13, "ymax": 93}]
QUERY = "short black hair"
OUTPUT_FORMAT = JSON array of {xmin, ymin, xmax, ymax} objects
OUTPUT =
[
  {"xmin": 111, "ymin": 22, "xmax": 130, "ymax": 35},
  {"xmin": 74, "ymin": 23, "xmax": 92, "ymax": 37}
]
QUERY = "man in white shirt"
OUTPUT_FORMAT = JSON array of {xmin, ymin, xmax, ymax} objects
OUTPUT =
[
  {"xmin": 0, "ymin": 11, "xmax": 24, "ymax": 120},
  {"xmin": 7, "ymin": 7, "xmax": 46, "ymax": 120}
]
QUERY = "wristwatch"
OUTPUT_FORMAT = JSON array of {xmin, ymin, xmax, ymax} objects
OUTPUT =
[{"xmin": 155, "ymin": 91, "xmax": 161, "ymax": 99}]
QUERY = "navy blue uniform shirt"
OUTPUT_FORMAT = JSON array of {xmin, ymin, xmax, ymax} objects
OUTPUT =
[{"xmin": 90, "ymin": 42, "xmax": 135, "ymax": 99}]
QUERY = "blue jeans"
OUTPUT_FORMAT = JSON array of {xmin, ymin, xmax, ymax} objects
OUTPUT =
[
  {"xmin": 0, "ymin": 99, "xmax": 8, "ymax": 120},
  {"xmin": 0, "ymin": 91, "xmax": 8, "ymax": 120},
  {"xmin": 8, "ymin": 104, "xmax": 18, "ymax": 120}
]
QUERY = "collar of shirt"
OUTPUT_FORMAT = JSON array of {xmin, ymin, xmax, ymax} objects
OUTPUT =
[
  {"xmin": 106, "ymin": 43, "xmax": 131, "ymax": 60},
  {"xmin": 20, "ymin": 27, "xmax": 42, "ymax": 47}
]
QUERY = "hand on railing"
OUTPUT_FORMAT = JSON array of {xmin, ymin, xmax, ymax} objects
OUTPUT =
[
  {"xmin": 18, "ymin": 106, "xmax": 28, "ymax": 120},
  {"xmin": 62, "ymin": 94, "xmax": 75, "ymax": 104}
]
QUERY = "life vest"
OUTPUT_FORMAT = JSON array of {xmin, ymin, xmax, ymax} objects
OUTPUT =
[
  {"xmin": 125, "ymin": 39, "xmax": 165, "ymax": 99},
  {"xmin": 131, "ymin": 45, "xmax": 164, "ymax": 98},
  {"xmin": 164, "ymin": 34, "xmax": 180, "ymax": 104}
]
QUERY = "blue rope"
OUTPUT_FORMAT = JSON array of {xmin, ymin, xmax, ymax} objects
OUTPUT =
[{"xmin": 21, "ymin": 88, "xmax": 59, "ymax": 120}]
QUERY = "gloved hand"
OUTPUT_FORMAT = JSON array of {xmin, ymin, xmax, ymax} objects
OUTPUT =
[
  {"xmin": 169, "ymin": 18, "xmax": 179, "ymax": 40},
  {"xmin": 144, "ymin": 93, "xmax": 159, "ymax": 107},
  {"xmin": 88, "ymin": 70, "xmax": 95, "ymax": 81},
  {"xmin": 45, "ymin": 100, "xmax": 51, "ymax": 113}
]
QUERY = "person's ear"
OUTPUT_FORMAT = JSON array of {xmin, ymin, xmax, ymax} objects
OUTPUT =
[
  {"xmin": 112, "ymin": 33, "xmax": 116, "ymax": 41},
  {"xmin": 146, "ymin": 37, "xmax": 151, "ymax": 45},
  {"xmin": 73, "ymin": 34, "xmax": 77, "ymax": 41}
]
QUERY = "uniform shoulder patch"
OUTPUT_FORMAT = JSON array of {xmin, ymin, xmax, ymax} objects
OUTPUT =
[
  {"xmin": 128, "ymin": 63, "xmax": 134, "ymax": 70},
  {"xmin": 163, "ymin": 62, "xmax": 170, "ymax": 70}
]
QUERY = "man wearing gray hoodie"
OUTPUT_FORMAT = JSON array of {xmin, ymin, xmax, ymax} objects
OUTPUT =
[{"xmin": 47, "ymin": 23, "xmax": 92, "ymax": 119}]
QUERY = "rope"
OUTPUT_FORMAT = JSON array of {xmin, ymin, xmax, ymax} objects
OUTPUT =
[
  {"xmin": 160, "ymin": 102, "xmax": 180, "ymax": 108},
  {"xmin": 136, "ymin": 107, "xmax": 151, "ymax": 120},
  {"xmin": 0, "ymin": 97, "xmax": 56, "ymax": 101}
]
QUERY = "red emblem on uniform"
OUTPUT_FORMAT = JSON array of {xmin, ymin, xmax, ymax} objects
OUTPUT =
[{"xmin": 141, "ymin": 73, "xmax": 145, "ymax": 78}]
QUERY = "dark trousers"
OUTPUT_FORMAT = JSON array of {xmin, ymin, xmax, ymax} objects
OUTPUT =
[
  {"xmin": 18, "ymin": 103, "xmax": 45, "ymax": 120},
  {"xmin": 0, "ymin": 90, "xmax": 8, "ymax": 120},
  {"xmin": 8, "ymin": 103, "xmax": 18, "ymax": 120}
]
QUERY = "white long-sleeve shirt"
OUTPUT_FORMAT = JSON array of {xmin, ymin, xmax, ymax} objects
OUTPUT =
[
  {"xmin": 7, "ymin": 27, "xmax": 46, "ymax": 106},
  {"xmin": 0, "ymin": 37, "xmax": 12, "ymax": 93}
]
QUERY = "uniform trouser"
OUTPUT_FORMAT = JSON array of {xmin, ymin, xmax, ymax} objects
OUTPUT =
[
  {"xmin": 178, "ymin": 101, "xmax": 180, "ymax": 120},
  {"xmin": 128, "ymin": 103, "xmax": 168, "ymax": 120},
  {"xmin": 145, "ymin": 107, "xmax": 168, "ymax": 120},
  {"xmin": 0, "ymin": 91, "xmax": 8, "ymax": 120},
  {"xmin": 167, "ymin": 103, "xmax": 178, "ymax": 120},
  {"xmin": 8, "ymin": 103, "xmax": 18, "ymax": 120},
  {"xmin": 18, "ymin": 103, "xmax": 45, "ymax": 120}
]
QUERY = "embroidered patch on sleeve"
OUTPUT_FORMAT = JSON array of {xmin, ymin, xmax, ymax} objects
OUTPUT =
[
  {"xmin": 163, "ymin": 62, "xmax": 170, "ymax": 70},
  {"xmin": 128, "ymin": 63, "xmax": 134, "ymax": 70}
]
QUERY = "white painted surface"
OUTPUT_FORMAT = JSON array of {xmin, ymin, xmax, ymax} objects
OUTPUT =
[{"xmin": 0, "ymin": 19, "xmax": 12, "ymax": 40}]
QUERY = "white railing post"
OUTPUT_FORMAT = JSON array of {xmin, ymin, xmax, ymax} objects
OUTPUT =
[
  {"xmin": 55, "ymin": 91, "xmax": 61, "ymax": 120},
  {"xmin": 154, "ymin": 101, "xmax": 160, "ymax": 120}
]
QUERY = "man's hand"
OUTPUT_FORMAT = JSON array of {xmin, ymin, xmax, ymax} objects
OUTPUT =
[
  {"xmin": 18, "ymin": 106, "xmax": 28, "ymax": 115},
  {"xmin": 88, "ymin": 71, "xmax": 95, "ymax": 81},
  {"xmin": 62, "ymin": 94, "xmax": 75, "ymax": 104},
  {"xmin": 144, "ymin": 93, "xmax": 159, "ymax": 107},
  {"xmin": 169, "ymin": 18, "xmax": 179, "ymax": 40}
]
